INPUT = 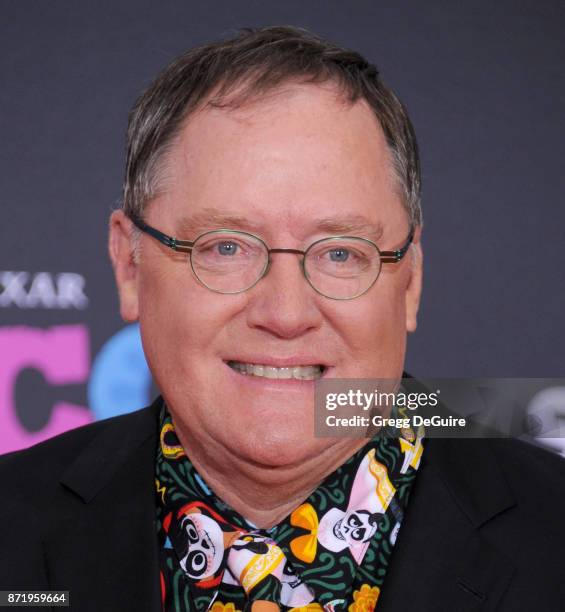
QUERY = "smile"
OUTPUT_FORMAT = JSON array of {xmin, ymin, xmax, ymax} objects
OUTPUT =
[{"xmin": 227, "ymin": 361, "xmax": 325, "ymax": 380}]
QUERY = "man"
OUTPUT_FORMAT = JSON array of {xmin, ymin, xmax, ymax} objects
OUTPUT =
[{"xmin": 1, "ymin": 26, "xmax": 564, "ymax": 611}]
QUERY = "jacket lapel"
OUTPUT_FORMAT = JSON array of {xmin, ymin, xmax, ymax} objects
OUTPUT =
[
  {"xmin": 51, "ymin": 399, "xmax": 162, "ymax": 611},
  {"xmin": 379, "ymin": 436, "xmax": 517, "ymax": 611}
]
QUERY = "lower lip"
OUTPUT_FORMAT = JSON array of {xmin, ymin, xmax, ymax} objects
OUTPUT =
[{"xmin": 223, "ymin": 361, "xmax": 329, "ymax": 388}]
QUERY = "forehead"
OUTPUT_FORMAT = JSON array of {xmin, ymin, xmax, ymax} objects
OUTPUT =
[{"xmin": 151, "ymin": 83, "xmax": 406, "ymax": 239}]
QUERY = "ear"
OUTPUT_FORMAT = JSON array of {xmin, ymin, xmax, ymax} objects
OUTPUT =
[
  {"xmin": 405, "ymin": 225, "xmax": 423, "ymax": 333},
  {"xmin": 108, "ymin": 210, "xmax": 140, "ymax": 322}
]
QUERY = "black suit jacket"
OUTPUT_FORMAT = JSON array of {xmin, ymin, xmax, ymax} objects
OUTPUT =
[{"xmin": 1, "ymin": 395, "xmax": 565, "ymax": 611}]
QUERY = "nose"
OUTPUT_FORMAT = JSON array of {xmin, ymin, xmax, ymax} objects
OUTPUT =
[{"xmin": 245, "ymin": 251, "xmax": 323, "ymax": 339}]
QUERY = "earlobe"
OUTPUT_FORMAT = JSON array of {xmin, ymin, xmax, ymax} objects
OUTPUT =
[
  {"xmin": 405, "ymin": 226, "xmax": 423, "ymax": 333},
  {"xmin": 108, "ymin": 210, "xmax": 140, "ymax": 322}
]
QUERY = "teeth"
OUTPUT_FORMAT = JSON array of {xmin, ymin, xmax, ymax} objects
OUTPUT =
[{"xmin": 228, "ymin": 361, "xmax": 324, "ymax": 380}]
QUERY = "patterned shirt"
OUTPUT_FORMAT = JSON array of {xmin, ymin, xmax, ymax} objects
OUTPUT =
[{"xmin": 155, "ymin": 401, "xmax": 424, "ymax": 611}]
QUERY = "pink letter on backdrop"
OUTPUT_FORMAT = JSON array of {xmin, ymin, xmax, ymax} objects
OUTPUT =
[{"xmin": 0, "ymin": 325, "xmax": 93, "ymax": 454}]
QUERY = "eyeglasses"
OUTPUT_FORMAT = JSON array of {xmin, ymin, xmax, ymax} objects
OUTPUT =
[{"xmin": 131, "ymin": 217, "xmax": 414, "ymax": 300}]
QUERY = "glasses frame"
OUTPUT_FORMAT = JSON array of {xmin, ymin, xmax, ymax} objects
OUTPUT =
[{"xmin": 131, "ymin": 216, "xmax": 414, "ymax": 300}]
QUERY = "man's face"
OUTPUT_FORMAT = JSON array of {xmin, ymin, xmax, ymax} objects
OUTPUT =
[
  {"xmin": 336, "ymin": 510, "xmax": 378, "ymax": 546},
  {"xmin": 110, "ymin": 83, "xmax": 422, "ymax": 468}
]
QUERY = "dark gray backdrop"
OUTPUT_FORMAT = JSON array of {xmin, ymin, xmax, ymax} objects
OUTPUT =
[{"xmin": 1, "ymin": 1, "xmax": 564, "ymax": 449}]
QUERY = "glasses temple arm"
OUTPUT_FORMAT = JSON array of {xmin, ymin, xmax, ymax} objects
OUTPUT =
[
  {"xmin": 130, "ymin": 217, "xmax": 193, "ymax": 252},
  {"xmin": 379, "ymin": 228, "xmax": 415, "ymax": 263}
]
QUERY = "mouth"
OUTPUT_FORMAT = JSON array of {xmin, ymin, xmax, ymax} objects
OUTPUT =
[{"xmin": 226, "ymin": 360, "xmax": 327, "ymax": 381}]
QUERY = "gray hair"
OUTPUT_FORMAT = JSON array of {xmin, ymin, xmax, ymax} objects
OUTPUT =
[{"xmin": 122, "ymin": 26, "xmax": 422, "ymax": 235}]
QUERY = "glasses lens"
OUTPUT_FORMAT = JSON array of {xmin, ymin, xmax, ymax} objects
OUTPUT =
[
  {"xmin": 191, "ymin": 231, "xmax": 268, "ymax": 293},
  {"xmin": 304, "ymin": 237, "xmax": 381, "ymax": 299}
]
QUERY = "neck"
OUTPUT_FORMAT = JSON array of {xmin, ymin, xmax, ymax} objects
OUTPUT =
[{"xmin": 173, "ymin": 426, "xmax": 368, "ymax": 529}]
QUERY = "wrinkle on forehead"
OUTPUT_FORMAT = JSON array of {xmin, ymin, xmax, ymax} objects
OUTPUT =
[{"xmin": 174, "ymin": 207, "xmax": 385, "ymax": 245}]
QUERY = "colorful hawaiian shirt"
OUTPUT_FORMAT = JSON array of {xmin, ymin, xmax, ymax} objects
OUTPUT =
[{"xmin": 155, "ymin": 401, "xmax": 425, "ymax": 612}]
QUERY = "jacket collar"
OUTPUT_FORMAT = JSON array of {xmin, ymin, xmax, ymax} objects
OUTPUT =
[{"xmin": 59, "ymin": 397, "xmax": 161, "ymax": 503}]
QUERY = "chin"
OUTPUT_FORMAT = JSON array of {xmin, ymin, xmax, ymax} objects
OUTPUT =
[{"xmin": 234, "ymin": 427, "xmax": 332, "ymax": 468}]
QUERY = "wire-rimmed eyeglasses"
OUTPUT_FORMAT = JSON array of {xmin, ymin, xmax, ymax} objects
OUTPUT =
[{"xmin": 131, "ymin": 217, "xmax": 414, "ymax": 300}]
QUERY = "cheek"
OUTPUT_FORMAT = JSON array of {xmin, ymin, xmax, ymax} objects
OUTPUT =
[
  {"xmin": 331, "ymin": 286, "xmax": 407, "ymax": 374},
  {"xmin": 136, "ymin": 266, "xmax": 246, "ymax": 376}
]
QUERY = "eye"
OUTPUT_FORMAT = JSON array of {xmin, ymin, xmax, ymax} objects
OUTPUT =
[
  {"xmin": 351, "ymin": 527, "xmax": 366, "ymax": 541},
  {"xmin": 186, "ymin": 550, "xmax": 207, "ymax": 576},
  {"xmin": 328, "ymin": 248, "xmax": 349, "ymax": 262},
  {"xmin": 194, "ymin": 234, "xmax": 263, "ymax": 262},
  {"xmin": 307, "ymin": 239, "xmax": 373, "ymax": 274},
  {"xmin": 217, "ymin": 241, "xmax": 238, "ymax": 256},
  {"xmin": 283, "ymin": 563, "xmax": 297, "ymax": 577},
  {"xmin": 184, "ymin": 519, "xmax": 200, "ymax": 543},
  {"xmin": 347, "ymin": 514, "xmax": 362, "ymax": 527}
]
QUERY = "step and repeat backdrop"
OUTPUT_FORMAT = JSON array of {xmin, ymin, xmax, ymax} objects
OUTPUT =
[{"xmin": 1, "ymin": 1, "xmax": 564, "ymax": 455}]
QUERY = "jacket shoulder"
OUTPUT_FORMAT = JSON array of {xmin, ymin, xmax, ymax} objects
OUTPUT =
[
  {"xmin": 0, "ymin": 399, "xmax": 161, "ymax": 592},
  {"xmin": 463, "ymin": 435, "xmax": 565, "ymax": 511},
  {"xmin": 487, "ymin": 435, "xmax": 565, "ymax": 491},
  {"xmin": 0, "ymin": 401, "xmax": 159, "ymax": 510}
]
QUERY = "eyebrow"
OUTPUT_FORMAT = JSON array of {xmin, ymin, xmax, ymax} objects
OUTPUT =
[
  {"xmin": 175, "ymin": 208, "xmax": 263, "ymax": 236},
  {"xmin": 315, "ymin": 215, "xmax": 384, "ymax": 243},
  {"xmin": 175, "ymin": 208, "xmax": 384, "ymax": 243}
]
